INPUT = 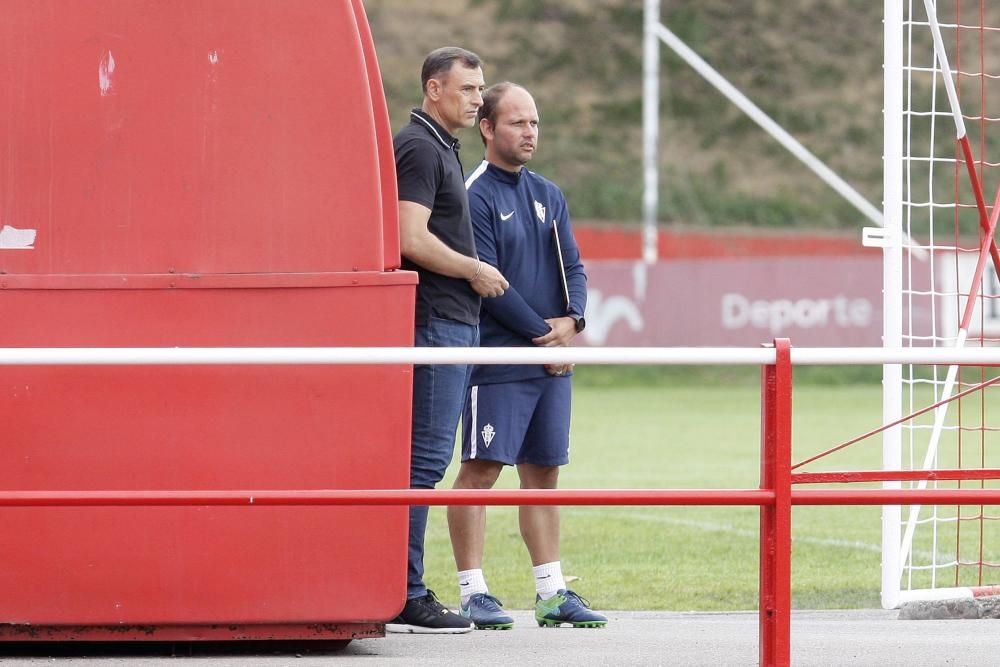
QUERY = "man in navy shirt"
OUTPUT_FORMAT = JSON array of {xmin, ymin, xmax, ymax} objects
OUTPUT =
[
  {"xmin": 449, "ymin": 83, "xmax": 606, "ymax": 630},
  {"xmin": 387, "ymin": 47, "xmax": 508, "ymax": 635}
]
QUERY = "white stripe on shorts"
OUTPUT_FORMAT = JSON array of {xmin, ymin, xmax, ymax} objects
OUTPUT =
[{"xmin": 469, "ymin": 385, "xmax": 479, "ymax": 459}]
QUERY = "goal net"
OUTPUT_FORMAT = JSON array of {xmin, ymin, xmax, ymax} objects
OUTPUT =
[{"xmin": 882, "ymin": 0, "xmax": 1000, "ymax": 608}]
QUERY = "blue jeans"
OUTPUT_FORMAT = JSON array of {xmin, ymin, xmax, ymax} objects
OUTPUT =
[{"xmin": 407, "ymin": 316, "xmax": 478, "ymax": 599}]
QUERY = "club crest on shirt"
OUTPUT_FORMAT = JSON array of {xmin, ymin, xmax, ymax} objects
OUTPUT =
[
  {"xmin": 534, "ymin": 200, "xmax": 546, "ymax": 224},
  {"xmin": 481, "ymin": 423, "xmax": 496, "ymax": 447}
]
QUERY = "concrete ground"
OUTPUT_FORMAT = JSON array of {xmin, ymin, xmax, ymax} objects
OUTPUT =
[{"xmin": 0, "ymin": 609, "xmax": 996, "ymax": 666}]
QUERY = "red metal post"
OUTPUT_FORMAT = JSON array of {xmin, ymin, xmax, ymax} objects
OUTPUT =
[{"xmin": 760, "ymin": 339, "xmax": 792, "ymax": 667}]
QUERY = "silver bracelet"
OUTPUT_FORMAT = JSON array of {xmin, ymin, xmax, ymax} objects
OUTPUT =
[{"xmin": 470, "ymin": 259, "xmax": 483, "ymax": 281}]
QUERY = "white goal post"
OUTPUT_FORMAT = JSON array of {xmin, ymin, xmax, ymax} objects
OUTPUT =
[{"xmin": 881, "ymin": 0, "xmax": 1000, "ymax": 609}]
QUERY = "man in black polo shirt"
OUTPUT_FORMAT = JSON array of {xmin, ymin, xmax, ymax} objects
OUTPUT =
[{"xmin": 387, "ymin": 47, "xmax": 508, "ymax": 634}]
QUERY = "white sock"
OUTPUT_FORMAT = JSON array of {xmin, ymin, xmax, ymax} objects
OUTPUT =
[
  {"xmin": 533, "ymin": 561, "xmax": 565, "ymax": 600},
  {"xmin": 457, "ymin": 568, "xmax": 489, "ymax": 604}
]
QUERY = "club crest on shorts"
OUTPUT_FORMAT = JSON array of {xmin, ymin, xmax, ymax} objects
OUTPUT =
[
  {"xmin": 481, "ymin": 423, "xmax": 496, "ymax": 447},
  {"xmin": 534, "ymin": 200, "xmax": 546, "ymax": 224}
]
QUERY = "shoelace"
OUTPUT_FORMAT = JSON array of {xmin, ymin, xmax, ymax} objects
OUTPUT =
[
  {"xmin": 474, "ymin": 593, "xmax": 505, "ymax": 611},
  {"xmin": 563, "ymin": 590, "xmax": 592, "ymax": 609},
  {"xmin": 421, "ymin": 589, "xmax": 447, "ymax": 613}
]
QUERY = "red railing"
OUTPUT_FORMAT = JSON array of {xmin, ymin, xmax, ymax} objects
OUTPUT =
[{"xmin": 5, "ymin": 338, "xmax": 1000, "ymax": 666}]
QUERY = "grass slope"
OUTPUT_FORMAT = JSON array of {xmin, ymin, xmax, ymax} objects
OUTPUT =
[{"xmin": 366, "ymin": 1, "xmax": 889, "ymax": 227}]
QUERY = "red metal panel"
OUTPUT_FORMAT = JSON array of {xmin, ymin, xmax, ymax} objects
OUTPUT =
[
  {"xmin": 0, "ymin": 281, "xmax": 414, "ymax": 625},
  {"xmin": 1, "ymin": 0, "xmax": 385, "ymax": 274},
  {"xmin": 0, "ymin": 0, "xmax": 415, "ymax": 631}
]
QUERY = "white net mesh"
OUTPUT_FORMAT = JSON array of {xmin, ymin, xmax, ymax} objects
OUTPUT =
[{"xmin": 889, "ymin": 0, "xmax": 1000, "ymax": 602}]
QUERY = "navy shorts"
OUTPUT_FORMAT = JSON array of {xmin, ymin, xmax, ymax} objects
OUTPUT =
[{"xmin": 461, "ymin": 376, "xmax": 572, "ymax": 467}]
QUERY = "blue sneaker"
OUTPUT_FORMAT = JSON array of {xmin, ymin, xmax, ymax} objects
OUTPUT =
[
  {"xmin": 535, "ymin": 589, "xmax": 607, "ymax": 628},
  {"xmin": 460, "ymin": 593, "xmax": 514, "ymax": 630}
]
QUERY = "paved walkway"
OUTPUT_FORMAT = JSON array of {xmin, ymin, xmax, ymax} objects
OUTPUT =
[{"xmin": 0, "ymin": 609, "xmax": 995, "ymax": 665}]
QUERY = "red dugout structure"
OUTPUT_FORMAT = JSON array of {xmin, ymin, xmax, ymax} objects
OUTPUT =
[{"xmin": 0, "ymin": 1, "xmax": 414, "ymax": 641}]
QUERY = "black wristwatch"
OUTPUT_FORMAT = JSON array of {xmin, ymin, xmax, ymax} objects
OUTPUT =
[{"xmin": 572, "ymin": 315, "xmax": 586, "ymax": 333}]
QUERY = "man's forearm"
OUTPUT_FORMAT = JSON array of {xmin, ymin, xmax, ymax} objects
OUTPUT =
[{"xmin": 402, "ymin": 229, "xmax": 478, "ymax": 279}]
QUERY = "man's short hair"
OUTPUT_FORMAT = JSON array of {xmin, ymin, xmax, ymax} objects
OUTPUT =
[
  {"xmin": 477, "ymin": 82, "xmax": 525, "ymax": 146},
  {"xmin": 421, "ymin": 47, "xmax": 483, "ymax": 93}
]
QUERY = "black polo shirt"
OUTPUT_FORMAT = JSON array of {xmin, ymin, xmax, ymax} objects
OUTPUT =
[{"xmin": 394, "ymin": 108, "xmax": 480, "ymax": 326}]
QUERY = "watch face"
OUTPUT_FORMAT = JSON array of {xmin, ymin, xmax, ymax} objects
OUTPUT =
[{"xmin": 575, "ymin": 316, "xmax": 586, "ymax": 333}]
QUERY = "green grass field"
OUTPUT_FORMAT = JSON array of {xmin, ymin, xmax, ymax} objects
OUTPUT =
[{"xmin": 420, "ymin": 374, "xmax": 891, "ymax": 612}]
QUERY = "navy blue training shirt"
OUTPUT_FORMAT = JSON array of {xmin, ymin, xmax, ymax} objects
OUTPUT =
[{"xmin": 465, "ymin": 160, "xmax": 587, "ymax": 385}]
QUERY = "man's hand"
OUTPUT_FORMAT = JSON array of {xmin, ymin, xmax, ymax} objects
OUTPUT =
[
  {"xmin": 469, "ymin": 261, "xmax": 509, "ymax": 298},
  {"xmin": 532, "ymin": 316, "xmax": 577, "ymax": 348},
  {"xmin": 544, "ymin": 363, "xmax": 575, "ymax": 377}
]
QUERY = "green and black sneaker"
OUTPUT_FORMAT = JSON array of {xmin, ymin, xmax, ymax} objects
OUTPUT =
[{"xmin": 535, "ymin": 589, "xmax": 607, "ymax": 628}]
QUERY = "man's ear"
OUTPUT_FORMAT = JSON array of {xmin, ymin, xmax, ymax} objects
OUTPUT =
[
  {"xmin": 425, "ymin": 78, "xmax": 442, "ymax": 102},
  {"xmin": 479, "ymin": 117, "xmax": 493, "ymax": 141}
]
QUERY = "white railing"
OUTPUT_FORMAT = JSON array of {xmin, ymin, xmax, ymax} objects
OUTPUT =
[{"xmin": 1, "ymin": 346, "xmax": 999, "ymax": 366}]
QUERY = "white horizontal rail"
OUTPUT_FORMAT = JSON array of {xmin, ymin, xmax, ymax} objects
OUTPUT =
[{"xmin": 0, "ymin": 347, "xmax": 1000, "ymax": 366}]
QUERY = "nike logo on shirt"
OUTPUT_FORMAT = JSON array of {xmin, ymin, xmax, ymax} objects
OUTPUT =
[{"xmin": 500, "ymin": 211, "xmax": 515, "ymax": 221}]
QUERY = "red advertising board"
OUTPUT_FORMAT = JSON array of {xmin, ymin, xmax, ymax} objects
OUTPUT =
[{"xmin": 580, "ymin": 257, "xmax": 885, "ymax": 347}]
